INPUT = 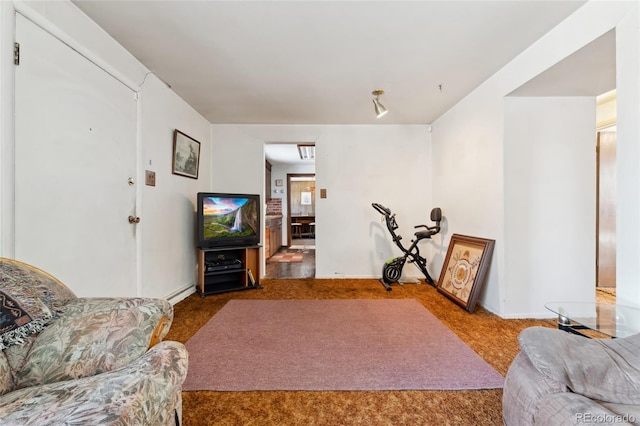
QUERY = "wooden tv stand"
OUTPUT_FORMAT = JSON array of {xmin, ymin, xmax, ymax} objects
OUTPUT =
[{"xmin": 197, "ymin": 245, "xmax": 262, "ymax": 297}]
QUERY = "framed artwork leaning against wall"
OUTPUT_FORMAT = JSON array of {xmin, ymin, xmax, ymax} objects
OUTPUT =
[{"xmin": 437, "ymin": 234, "xmax": 495, "ymax": 313}]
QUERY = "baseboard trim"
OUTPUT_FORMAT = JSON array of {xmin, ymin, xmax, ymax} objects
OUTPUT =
[
  {"xmin": 500, "ymin": 312, "xmax": 556, "ymax": 320},
  {"xmin": 167, "ymin": 284, "xmax": 195, "ymax": 305}
]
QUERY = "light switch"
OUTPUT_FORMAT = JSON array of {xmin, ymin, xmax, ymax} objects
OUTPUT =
[
  {"xmin": 145, "ymin": 170, "xmax": 156, "ymax": 186},
  {"xmin": 320, "ymin": 188, "xmax": 327, "ymax": 199}
]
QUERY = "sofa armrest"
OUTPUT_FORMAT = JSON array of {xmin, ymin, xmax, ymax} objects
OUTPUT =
[
  {"xmin": 518, "ymin": 327, "xmax": 640, "ymax": 405},
  {"xmin": 150, "ymin": 315, "xmax": 170, "ymax": 347},
  {"xmin": 15, "ymin": 297, "xmax": 173, "ymax": 389},
  {"xmin": 503, "ymin": 351, "xmax": 570, "ymax": 425},
  {"xmin": 0, "ymin": 341, "xmax": 188, "ymax": 426}
]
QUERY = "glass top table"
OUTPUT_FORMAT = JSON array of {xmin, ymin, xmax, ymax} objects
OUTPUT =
[{"xmin": 545, "ymin": 302, "xmax": 640, "ymax": 339}]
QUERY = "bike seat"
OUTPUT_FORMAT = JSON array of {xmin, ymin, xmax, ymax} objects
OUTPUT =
[{"xmin": 414, "ymin": 208, "xmax": 442, "ymax": 240}]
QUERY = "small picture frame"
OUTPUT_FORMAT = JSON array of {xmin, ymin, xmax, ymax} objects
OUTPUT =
[
  {"xmin": 275, "ymin": 179, "xmax": 283, "ymax": 187},
  {"xmin": 172, "ymin": 129, "xmax": 201, "ymax": 179},
  {"xmin": 301, "ymin": 191, "xmax": 312, "ymax": 205},
  {"xmin": 437, "ymin": 234, "xmax": 495, "ymax": 313}
]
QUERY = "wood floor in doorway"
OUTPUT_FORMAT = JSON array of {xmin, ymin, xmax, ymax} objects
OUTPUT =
[
  {"xmin": 596, "ymin": 287, "xmax": 616, "ymax": 304},
  {"xmin": 265, "ymin": 239, "xmax": 315, "ymax": 279}
]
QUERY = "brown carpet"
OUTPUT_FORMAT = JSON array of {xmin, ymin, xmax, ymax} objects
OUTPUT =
[
  {"xmin": 183, "ymin": 299, "xmax": 504, "ymax": 391},
  {"xmin": 165, "ymin": 278, "xmax": 554, "ymax": 425}
]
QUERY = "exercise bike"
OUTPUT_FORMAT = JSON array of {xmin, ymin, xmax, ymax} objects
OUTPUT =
[{"xmin": 372, "ymin": 203, "xmax": 442, "ymax": 291}]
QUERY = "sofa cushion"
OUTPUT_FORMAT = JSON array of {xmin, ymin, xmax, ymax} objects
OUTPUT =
[
  {"xmin": 0, "ymin": 283, "xmax": 53, "ymax": 350},
  {"xmin": 0, "ymin": 258, "xmax": 76, "ymax": 317},
  {"xmin": 533, "ymin": 392, "xmax": 627, "ymax": 425},
  {"xmin": 598, "ymin": 401, "xmax": 640, "ymax": 423},
  {"xmin": 14, "ymin": 297, "xmax": 172, "ymax": 389},
  {"xmin": 0, "ymin": 258, "xmax": 76, "ymax": 372},
  {"xmin": 518, "ymin": 327, "xmax": 640, "ymax": 405},
  {"xmin": 0, "ymin": 352, "xmax": 14, "ymax": 396},
  {"xmin": 502, "ymin": 351, "xmax": 569, "ymax": 425},
  {"xmin": 2, "ymin": 335, "xmax": 36, "ymax": 379}
]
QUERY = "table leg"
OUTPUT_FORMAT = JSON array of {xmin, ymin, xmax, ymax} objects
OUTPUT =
[{"xmin": 557, "ymin": 315, "xmax": 591, "ymax": 338}]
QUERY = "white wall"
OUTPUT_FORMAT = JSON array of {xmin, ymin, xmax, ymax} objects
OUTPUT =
[
  {"xmin": 211, "ymin": 125, "xmax": 436, "ymax": 281},
  {"xmin": 615, "ymin": 5, "xmax": 640, "ymax": 307},
  {"xmin": 432, "ymin": 1, "xmax": 639, "ymax": 316},
  {"xmin": 314, "ymin": 125, "xmax": 434, "ymax": 279},
  {"xmin": 0, "ymin": 1, "xmax": 211, "ymax": 301},
  {"xmin": 210, "ymin": 125, "xmax": 265, "ymax": 196},
  {"xmin": 139, "ymin": 75, "xmax": 211, "ymax": 299},
  {"xmin": 504, "ymin": 97, "xmax": 596, "ymax": 316},
  {"xmin": 0, "ymin": 1, "xmax": 16, "ymax": 257},
  {"xmin": 431, "ymin": 100, "xmax": 505, "ymax": 313}
]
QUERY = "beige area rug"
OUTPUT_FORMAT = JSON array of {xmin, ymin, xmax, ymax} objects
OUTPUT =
[
  {"xmin": 289, "ymin": 244, "xmax": 316, "ymax": 250},
  {"xmin": 266, "ymin": 252, "xmax": 304, "ymax": 263},
  {"xmin": 182, "ymin": 299, "xmax": 504, "ymax": 391}
]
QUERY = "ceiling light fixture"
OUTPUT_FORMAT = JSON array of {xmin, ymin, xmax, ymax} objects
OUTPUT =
[
  {"xmin": 372, "ymin": 89, "xmax": 388, "ymax": 118},
  {"xmin": 297, "ymin": 144, "xmax": 315, "ymax": 160}
]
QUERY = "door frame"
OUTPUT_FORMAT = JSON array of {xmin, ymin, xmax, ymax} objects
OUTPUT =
[
  {"xmin": 286, "ymin": 173, "xmax": 315, "ymax": 247},
  {"xmin": 596, "ymin": 127, "xmax": 617, "ymax": 289}
]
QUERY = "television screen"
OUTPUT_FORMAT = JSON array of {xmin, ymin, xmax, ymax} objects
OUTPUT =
[{"xmin": 197, "ymin": 192, "xmax": 260, "ymax": 248}]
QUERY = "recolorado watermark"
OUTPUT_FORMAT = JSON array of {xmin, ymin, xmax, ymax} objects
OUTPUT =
[{"xmin": 576, "ymin": 413, "xmax": 637, "ymax": 424}]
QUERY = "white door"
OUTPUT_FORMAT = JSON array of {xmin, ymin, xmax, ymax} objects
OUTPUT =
[
  {"xmin": 596, "ymin": 130, "xmax": 616, "ymax": 288},
  {"xmin": 14, "ymin": 14, "xmax": 138, "ymax": 297}
]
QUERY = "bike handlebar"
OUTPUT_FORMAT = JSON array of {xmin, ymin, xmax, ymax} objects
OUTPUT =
[{"xmin": 371, "ymin": 202, "xmax": 391, "ymax": 216}]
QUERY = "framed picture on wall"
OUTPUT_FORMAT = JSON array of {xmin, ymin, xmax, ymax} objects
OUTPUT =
[
  {"xmin": 437, "ymin": 234, "xmax": 495, "ymax": 313},
  {"xmin": 172, "ymin": 129, "xmax": 201, "ymax": 179},
  {"xmin": 301, "ymin": 191, "xmax": 312, "ymax": 205}
]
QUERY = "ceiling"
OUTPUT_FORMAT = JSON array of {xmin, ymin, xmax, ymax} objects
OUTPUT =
[
  {"xmin": 508, "ymin": 29, "xmax": 616, "ymax": 97},
  {"xmin": 72, "ymin": 0, "xmax": 617, "ymax": 166},
  {"xmin": 72, "ymin": 0, "xmax": 588, "ymax": 127},
  {"xmin": 265, "ymin": 142, "xmax": 317, "ymax": 166}
]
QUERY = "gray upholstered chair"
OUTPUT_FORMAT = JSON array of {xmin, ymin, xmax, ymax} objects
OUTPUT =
[{"xmin": 503, "ymin": 326, "xmax": 640, "ymax": 425}]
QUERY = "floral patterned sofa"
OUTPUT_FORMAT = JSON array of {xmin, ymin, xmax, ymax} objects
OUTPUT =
[{"xmin": 0, "ymin": 258, "xmax": 188, "ymax": 425}]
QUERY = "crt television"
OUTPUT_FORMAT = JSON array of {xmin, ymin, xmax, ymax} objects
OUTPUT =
[{"xmin": 196, "ymin": 192, "xmax": 261, "ymax": 249}]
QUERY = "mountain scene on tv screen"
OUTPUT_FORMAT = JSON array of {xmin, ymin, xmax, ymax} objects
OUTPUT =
[{"xmin": 202, "ymin": 197, "xmax": 258, "ymax": 239}]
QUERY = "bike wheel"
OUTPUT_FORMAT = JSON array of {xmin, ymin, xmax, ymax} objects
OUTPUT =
[{"xmin": 382, "ymin": 262, "xmax": 402, "ymax": 285}]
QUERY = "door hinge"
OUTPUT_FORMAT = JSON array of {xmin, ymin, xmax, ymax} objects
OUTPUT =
[{"xmin": 14, "ymin": 42, "xmax": 20, "ymax": 66}]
